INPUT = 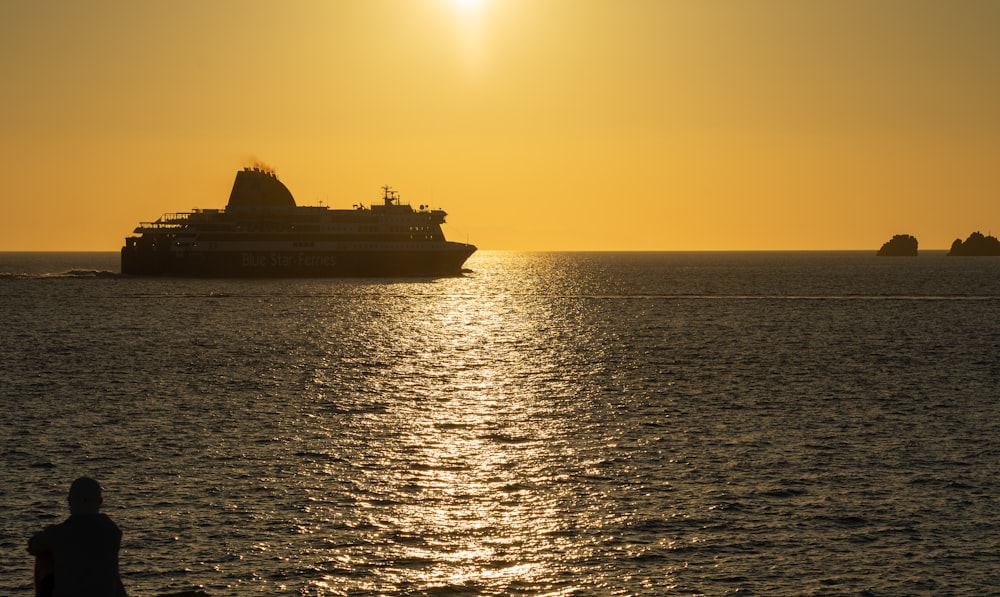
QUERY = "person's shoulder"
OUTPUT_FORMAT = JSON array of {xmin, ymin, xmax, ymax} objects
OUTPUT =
[
  {"xmin": 27, "ymin": 519, "xmax": 70, "ymax": 552},
  {"xmin": 35, "ymin": 518, "xmax": 72, "ymax": 535},
  {"xmin": 97, "ymin": 513, "xmax": 124, "ymax": 535}
]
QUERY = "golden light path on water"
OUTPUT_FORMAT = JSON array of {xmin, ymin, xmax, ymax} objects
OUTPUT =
[
  {"xmin": 348, "ymin": 273, "xmax": 579, "ymax": 593},
  {"xmin": 283, "ymin": 253, "xmax": 670, "ymax": 595}
]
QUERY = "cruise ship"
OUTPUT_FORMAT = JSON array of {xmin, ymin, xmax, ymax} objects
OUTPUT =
[{"xmin": 121, "ymin": 167, "xmax": 476, "ymax": 277}]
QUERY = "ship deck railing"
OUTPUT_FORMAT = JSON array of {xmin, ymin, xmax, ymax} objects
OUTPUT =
[{"xmin": 135, "ymin": 213, "xmax": 191, "ymax": 230}]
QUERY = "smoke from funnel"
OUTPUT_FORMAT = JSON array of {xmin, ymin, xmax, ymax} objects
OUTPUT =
[{"xmin": 243, "ymin": 156, "xmax": 277, "ymax": 175}]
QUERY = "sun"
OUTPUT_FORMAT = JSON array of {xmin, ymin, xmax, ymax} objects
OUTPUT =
[
  {"xmin": 445, "ymin": 0, "xmax": 489, "ymax": 71},
  {"xmin": 451, "ymin": 0, "xmax": 485, "ymax": 9}
]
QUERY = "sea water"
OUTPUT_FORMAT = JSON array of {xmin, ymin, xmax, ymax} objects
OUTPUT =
[{"xmin": 1, "ymin": 251, "xmax": 998, "ymax": 596}]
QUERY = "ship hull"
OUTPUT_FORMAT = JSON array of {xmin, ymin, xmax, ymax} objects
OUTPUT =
[{"xmin": 121, "ymin": 245, "xmax": 476, "ymax": 277}]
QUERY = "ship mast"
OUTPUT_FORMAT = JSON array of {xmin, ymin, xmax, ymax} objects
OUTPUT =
[{"xmin": 382, "ymin": 185, "xmax": 400, "ymax": 206}]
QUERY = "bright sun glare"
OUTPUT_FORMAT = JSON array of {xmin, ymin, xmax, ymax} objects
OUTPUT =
[{"xmin": 446, "ymin": 0, "xmax": 488, "ymax": 71}]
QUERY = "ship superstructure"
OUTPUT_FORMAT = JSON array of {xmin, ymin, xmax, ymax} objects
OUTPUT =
[{"xmin": 121, "ymin": 167, "xmax": 476, "ymax": 276}]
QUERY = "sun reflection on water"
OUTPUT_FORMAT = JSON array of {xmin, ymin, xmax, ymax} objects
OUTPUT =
[{"xmin": 338, "ymin": 264, "xmax": 592, "ymax": 593}]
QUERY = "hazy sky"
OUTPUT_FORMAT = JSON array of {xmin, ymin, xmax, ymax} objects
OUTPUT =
[{"xmin": 2, "ymin": 0, "xmax": 998, "ymax": 251}]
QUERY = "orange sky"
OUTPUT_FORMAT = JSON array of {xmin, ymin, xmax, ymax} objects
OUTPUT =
[{"xmin": 1, "ymin": 0, "xmax": 998, "ymax": 251}]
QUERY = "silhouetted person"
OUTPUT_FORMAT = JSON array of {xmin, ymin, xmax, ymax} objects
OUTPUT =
[{"xmin": 28, "ymin": 477, "xmax": 127, "ymax": 597}]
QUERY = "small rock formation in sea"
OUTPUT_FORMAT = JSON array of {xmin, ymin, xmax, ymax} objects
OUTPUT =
[
  {"xmin": 947, "ymin": 231, "xmax": 1000, "ymax": 256},
  {"xmin": 877, "ymin": 234, "xmax": 918, "ymax": 256}
]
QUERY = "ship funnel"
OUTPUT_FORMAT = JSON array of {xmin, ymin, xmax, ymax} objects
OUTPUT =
[{"xmin": 227, "ymin": 168, "xmax": 296, "ymax": 208}]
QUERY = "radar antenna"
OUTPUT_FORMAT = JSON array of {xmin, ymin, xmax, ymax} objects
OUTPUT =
[{"xmin": 382, "ymin": 185, "xmax": 400, "ymax": 206}]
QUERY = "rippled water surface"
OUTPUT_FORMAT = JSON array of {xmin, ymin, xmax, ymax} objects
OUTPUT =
[{"xmin": 2, "ymin": 251, "xmax": 999, "ymax": 595}]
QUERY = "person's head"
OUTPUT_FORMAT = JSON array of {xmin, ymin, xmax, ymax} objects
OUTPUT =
[{"xmin": 68, "ymin": 477, "xmax": 103, "ymax": 515}]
